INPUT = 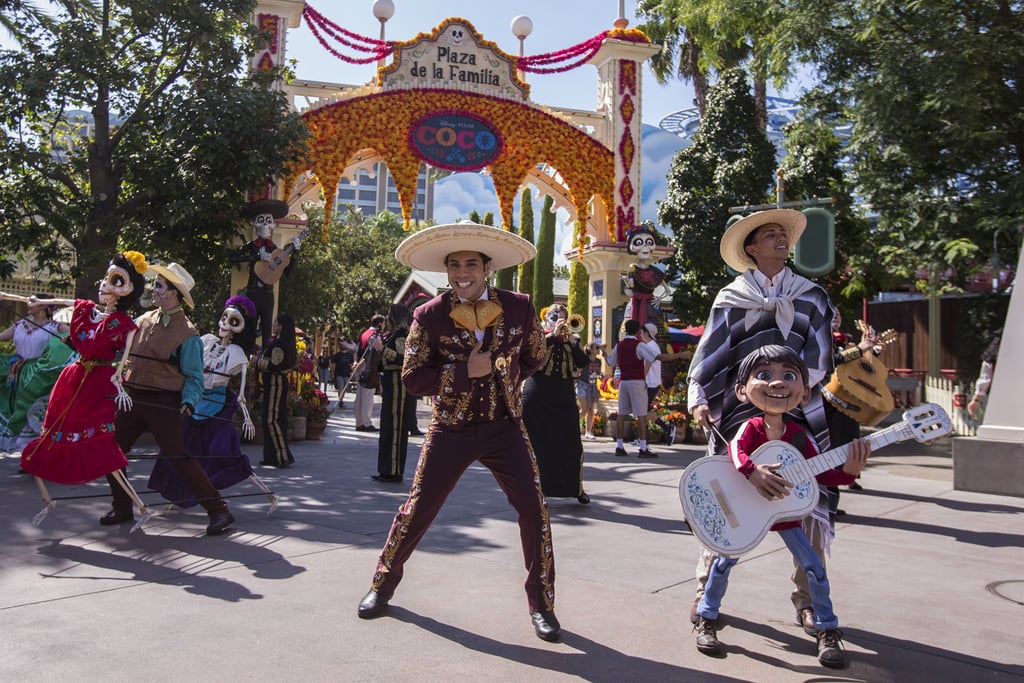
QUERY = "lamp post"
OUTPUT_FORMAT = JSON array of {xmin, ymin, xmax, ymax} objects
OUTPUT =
[
  {"xmin": 615, "ymin": 0, "xmax": 629, "ymax": 29},
  {"xmin": 511, "ymin": 15, "xmax": 532, "ymax": 79},
  {"xmin": 372, "ymin": 0, "xmax": 394, "ymax": 66}
]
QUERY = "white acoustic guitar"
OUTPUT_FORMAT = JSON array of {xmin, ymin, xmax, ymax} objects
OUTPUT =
[{"xmin": 679, "ymin": 403, "xmax": 952, "ymax": 557}]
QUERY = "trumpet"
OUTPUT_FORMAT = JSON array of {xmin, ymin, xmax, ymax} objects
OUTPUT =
[{"xmin": 567, "ymin": 313, "xmax": 586, "ymax": 334}]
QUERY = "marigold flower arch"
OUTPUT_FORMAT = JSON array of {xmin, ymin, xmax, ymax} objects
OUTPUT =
[{"xmin": 283, "ymin": 89, "xmax": 615, "ymax": 244}]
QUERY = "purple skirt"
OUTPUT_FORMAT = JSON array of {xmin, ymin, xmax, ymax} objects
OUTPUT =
[{"xmin": 148, "ymin": 389, "xmax": 253, "ymax": 508}]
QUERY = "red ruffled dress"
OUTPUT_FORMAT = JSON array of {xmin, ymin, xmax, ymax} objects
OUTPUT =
[{"xmin": 20, "ymin": 300, "xmax": 137, "ymax": 485}]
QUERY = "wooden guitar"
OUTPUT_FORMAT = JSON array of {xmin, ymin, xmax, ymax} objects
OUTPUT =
[
  {"xmin": 678, "ymin": 403, "xmax": 951, "ymax": 557},
  {"xmin": 253, "ymin": 228, "xmax": 308, "ymax": 286},
  {"xmin": 824, "ymin": 322, "xmax": 899, "ymax": 425}
]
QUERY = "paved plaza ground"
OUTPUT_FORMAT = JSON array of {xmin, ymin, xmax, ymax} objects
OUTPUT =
[{"xmin": 2, "ymin": 391, "xmax": 1022, "ymax": 682}]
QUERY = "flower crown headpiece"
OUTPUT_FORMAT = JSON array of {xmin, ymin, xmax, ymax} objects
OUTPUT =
[
  {"xmin": 224, "ymin": 295, "xmax": 257, "ymax": 320},
  {"xmin": 121, "ymin": 250, "xmax": 149, "ymax": 275}
]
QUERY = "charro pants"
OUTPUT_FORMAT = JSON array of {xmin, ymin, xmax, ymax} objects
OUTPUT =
[
  {"xmin": 370, "ymin": 418, "xmax": 555, "ymax": 612},
  {"xmin": 109, "ymin": 388, "xmax": 226, "ymax": 515}
]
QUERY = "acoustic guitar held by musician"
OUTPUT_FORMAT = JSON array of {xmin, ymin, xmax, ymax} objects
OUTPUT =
[{"xmin": 823, "ymin": 319, "xmax": 899, "ymax": 425}]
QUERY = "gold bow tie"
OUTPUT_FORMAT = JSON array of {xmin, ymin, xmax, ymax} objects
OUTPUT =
[{"xmin": 450, "ymin": 300, "xmax": 502, "ymax": 331}]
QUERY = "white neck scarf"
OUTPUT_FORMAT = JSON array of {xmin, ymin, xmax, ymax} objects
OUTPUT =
[{"xmin": 712, "ymin": 268, "xmax": 816, "ymax": 338}]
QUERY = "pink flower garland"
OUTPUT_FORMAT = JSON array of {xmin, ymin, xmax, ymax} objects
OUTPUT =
[
  {"xmin": 303, "ymin": 5, "xmax": 650, "ymax": 75},
  {"xmin": 303, "ymin": 5, "xmax": 392, "ymax": 65}
]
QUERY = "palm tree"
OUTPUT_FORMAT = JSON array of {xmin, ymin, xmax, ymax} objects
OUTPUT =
[{"xmin": 637, "ymin": 0, "xmax": 792, "ymax": 132}]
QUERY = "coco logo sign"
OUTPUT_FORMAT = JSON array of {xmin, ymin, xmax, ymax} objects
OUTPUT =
[{"xmin": 409, "ymin": 111, "xmax": 502, "ymax": 171}]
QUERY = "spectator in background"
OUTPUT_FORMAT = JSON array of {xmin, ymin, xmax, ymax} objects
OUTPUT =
[
  {"xmin": 354, "ymin": 314, "xmax": 384, "ymax": 432},
  {"xmin": 331, "ymin": 339, "xmax": 356, "ymax": 407},
  {"xmin": 968, "ymin": 330, "xmax": 1002, "ymax": 418},
  {"xmin": 638, "ymin": 322, "xmax": 684, "ymax": 446},
  {"xmin": 317, "ymin": 351, "xmax": 331, "ymax": 392},
  {"xmin": 577, "ymin": 342, "xmax": 603, "ymax": 440}
]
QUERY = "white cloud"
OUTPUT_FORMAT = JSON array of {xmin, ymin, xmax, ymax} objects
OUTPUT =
[{"xmin": 433, "ymin": 172, "xmax": 499, "ymax": 224}]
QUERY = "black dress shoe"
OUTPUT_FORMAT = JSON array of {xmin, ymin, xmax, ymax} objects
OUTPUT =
[
  {"xmin": 408, "ymin": 428, "xmax": 425, "ymax": 436},
  {"xmin": 99, "ymin": 509, "xmax": 134, "ymax": 526},
  {"xmin": 530, "ymin": 610, "xmax": 561, "ymax": 642},
  {"xmin": 358, "ymin": 589, "xmax": 391, "ymax": 618},
  {"xmin": 577, "ymin": 492, "xmax": 591, "ymax": 504},
  {"xmin": 206, "ymin": 509, "xmax": 235, "ymax": 535},
  {"xmin": 372, "ymin": 474, "xmax": 403, "ymax": 482}
]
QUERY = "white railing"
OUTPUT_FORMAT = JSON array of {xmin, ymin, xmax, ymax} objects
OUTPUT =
[{"xmin": 923, "ymin": 375, "xmax": 978, "ymax": 436}]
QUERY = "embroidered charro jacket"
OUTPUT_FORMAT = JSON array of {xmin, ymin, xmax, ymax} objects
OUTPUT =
[{"xmin": 402, "ymin": 286, "xmax": 545, "ymax": 428}]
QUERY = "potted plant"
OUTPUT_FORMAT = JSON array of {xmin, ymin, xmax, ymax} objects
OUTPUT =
[
  {"xmin": 647, "ymin": 421, "xmax": 664, "ymax": 444},
  {"xmin": 591, "ymin": 413, "xmax": 606, "ymax": 437},
  {"xmin": 661, "ymin": 410, "xmax": 689, "ymax": 443},
  {"xmin": 287, "ymin": 392, "xmax": 308, "ymax": 441},
  {"xmin": 303, "ymin": 387, "xmax": 329, "ymax": 439},
  {"xmin": 607, "ymin": 413, "xmax": 637, "ymax": 441}
]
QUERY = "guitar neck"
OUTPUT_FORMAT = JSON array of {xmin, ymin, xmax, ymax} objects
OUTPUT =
[{"xmin": 786, "ymin": 422, "xmax": 909, "ymax": 479}]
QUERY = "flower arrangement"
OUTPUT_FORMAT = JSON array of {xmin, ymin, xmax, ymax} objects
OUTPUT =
[
  {"xmin": 591, "ymin": 413, "xmax": 606, "ymax": 437},
  {"xmin": 647, "ymin": 421, "xmax": 664, "ymax": 442},
  {"xmin": 303, "ymin": 387, "xmax": 329, "ymax": 426},
  {"xmin": 661, "ymin": 410, "xmax": 689, "ymax": 427}
]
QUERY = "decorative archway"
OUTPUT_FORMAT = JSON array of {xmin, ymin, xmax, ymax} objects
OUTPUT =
[{"xmin": 284, "ymin": 86, "xmax": 615, "ymax": 241}]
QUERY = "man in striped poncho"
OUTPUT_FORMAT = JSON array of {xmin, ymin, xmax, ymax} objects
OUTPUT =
[{"xmin": 686, "ymin": 209, "xmax": 836, "ymax": 641}]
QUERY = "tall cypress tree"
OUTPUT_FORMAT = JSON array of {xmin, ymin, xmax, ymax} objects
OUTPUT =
[
  {"xmin": 568, "ymin": 244, "xmax": 589, "ymax": 338},
  {"xmin": 488, "ymin": 211, "xmax": 514, "ymax": 289},
  {"xmin": 533, "ymin": 195, "xmax": 556, "ymax": 310},
  {"xmin": 517, "ymin": 188, "xmax": 535, "ymax": 296}
]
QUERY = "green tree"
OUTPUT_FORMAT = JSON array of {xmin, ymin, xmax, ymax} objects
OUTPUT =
[
  {"xmin": 567, "ymin": 252, "xmax": 589, "ymax": 338},
  {"xmin": 0, "ymin": 0, "xmax": 308, "ymax": 298},
  {"xmin": 517, "ymin": 188, "xmax": 535, "ymax": 296},
  {"xmin": 782, "ymin": 0, "xmax": 1023, "ymax": 293},
  {"xmin": 533, "ymin": 195, "xmax": 556, "ymax": 310},
  {"xmin": 637, "ymin": 0, "xmax": 794, "ymax": 129},
  {"xmin": 777, "ymin": 91, "xmax": 890, "ymax": 321},
  {"xmin": 279, "ymin": 207, "xmax": 409, "ymax": 340},
  {"xmin": 657, "ymin": 69, "xmax": 777, "ymax": 324},
  {"xmin": 488, "ymin": 209, "xmax": 516, "ymax": 290}
]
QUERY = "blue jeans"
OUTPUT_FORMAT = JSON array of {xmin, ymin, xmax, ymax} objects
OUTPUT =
[{"xmin": 696, "ymin": 526, "xmax": 839, "ymax": 630}]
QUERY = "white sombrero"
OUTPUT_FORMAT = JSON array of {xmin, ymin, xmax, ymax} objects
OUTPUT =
[
  {"xmin": 395, "ymin": 221, "xmax": 537, "ymax": 272},
  {"xmin": 148, "ymin": 262, "xmax": 196, "ymax": 308},
  {"xmin": 719, "ymin": 209, "xmax": 807, "ymax": 272}
]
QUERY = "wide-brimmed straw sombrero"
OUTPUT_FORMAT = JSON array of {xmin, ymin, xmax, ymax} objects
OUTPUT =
[
  {"xmin": 148, "ymin": 262, "xmax": 196, "ymax": 308},
  {"xmin": 719, "ymin": 209, "xmax": 806, "ymax": 272},
  {"xmin": 395, "ymin": 221, "xmax": 537, "ymax": 272}
]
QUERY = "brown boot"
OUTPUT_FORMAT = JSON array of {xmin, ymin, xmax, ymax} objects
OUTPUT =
[
  {"xmin": 817, "ymin": 628, "xmax": 848, "ymax": 668},
  {"xmin": 694, "ymin": 616, "xmax": 721, "ymax": 655}
]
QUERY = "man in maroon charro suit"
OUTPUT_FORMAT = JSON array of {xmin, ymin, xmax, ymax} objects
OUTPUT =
[{"xmin": 356, "ymin": 221, "xmax": 561, "ymax": 642}]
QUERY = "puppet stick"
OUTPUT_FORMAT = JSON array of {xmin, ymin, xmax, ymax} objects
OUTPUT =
[
  {"xmin": 248, "ymin": 474, "xmax": 278, "ymax": 513},
  {"xmin": 339, "ymin": 357, "xmax": 364, "ymax": 407},
  {"xmin": 31, "ymin": 476, "xmax": 57, "ymax": 526},
  {"xmin": 110, "ymin": 468, "xmax": 153, "ymax": 532}
]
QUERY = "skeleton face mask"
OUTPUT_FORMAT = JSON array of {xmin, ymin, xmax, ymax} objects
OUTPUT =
[
  {"xmin": 219, "ymin": 306, "xmax": 246, "ymax": 340},
  {"xmin": 253, "ymin": 213, "xmax": 274, "ymax": 239},
  {"xmin": 98, "ymin": 264, "xmax": 134, "ymax": 303},
  {"xmin": 628, "ymin": 233, "xmax": 656, "ymax": 260}
]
